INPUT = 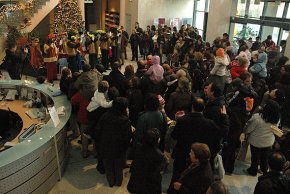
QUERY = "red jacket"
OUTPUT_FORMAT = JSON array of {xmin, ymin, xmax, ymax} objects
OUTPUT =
[
  {"xmin": 230, "ymin": 60, "xmax": 247, "ymax": 80},
  {"xmin": 71, "ymin": 92, "xmax": 90, "ymax": 125}
]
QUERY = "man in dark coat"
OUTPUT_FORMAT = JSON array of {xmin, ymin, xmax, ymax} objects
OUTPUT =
[
  {"xmin": 203, "ymin": 81, "xmax": 229, "ymax": 138},
  {"xmin": 170, "ymin": 97, "xmax": 228, "ymax": 184},
  {"xmin": 96, "ymin": 97, "xmax": 132, "ymax": 187},
  {"xmin": 105, "ymin": 62, "xmax": 127, "ymax": 97},
  {"xmin": 254, "ymin": 152, "xmax": 290, "ymax": 194}
]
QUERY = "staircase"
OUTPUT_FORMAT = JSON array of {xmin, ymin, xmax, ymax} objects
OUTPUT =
[{"xmin": 0, "ymin": 0, "xmax": 59, "ymax": 63}]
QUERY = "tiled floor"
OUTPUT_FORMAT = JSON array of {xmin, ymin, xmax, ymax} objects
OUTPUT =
[{"xmin": 48, "ymin": 56, "xmax": 259, "ymax": 194}]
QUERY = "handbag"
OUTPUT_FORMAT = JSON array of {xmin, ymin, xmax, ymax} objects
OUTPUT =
[
  {"xmin": 214, "ymin": 153, "xmax": 225, "ymax": 179},
  {"xmin": 236, "ymin": 140, "xmax": 249, "ymax": 161},
  {"xmin": 271, "ymin": 125, "xmax": 284, "ymax": 138}
]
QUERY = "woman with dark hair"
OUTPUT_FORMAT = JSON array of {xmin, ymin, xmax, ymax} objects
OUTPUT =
[
  {"xmin": 96, "ymin": 97, "xmax": 132, "ymax": 187},
  {"xmin": 126, "ymin": 77, "xmax": 144, "ymax": 127},
  {"xmin": 168, "ymin": 143, "xmax": 214, "ymax": 194},
  {"xmin": 60, "ymin": 67, "xmax": 72, "ymax": 96},
  {"xmin": 245, "ymin": 100, "xmax": 281, "ymax": 176},
  {"xmin": 166, "ymin": 77, "xmax": 192, "ymax": 120},
  {"xmin": 134, "ymin": 93, "xmax": 167, "ymax": 151},
  {"xmin": 124, "ymin": 64, "xmax": 135, "ymax": 81},
  {"xmin": 127, "ymin": 128, "xmax": 164, "ymax": 194}
]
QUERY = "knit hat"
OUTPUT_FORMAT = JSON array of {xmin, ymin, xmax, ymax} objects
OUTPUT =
[
  {"xmin": 151, "ymin": 55, "xmax": 160, "ymax": 65},
  {"xmin": 157, "ymin": 95, "xmax": 165, "ymax": 106},
  {"xmin": 216, "ymin": 48, "xmax": 225, "ymax": 57}
]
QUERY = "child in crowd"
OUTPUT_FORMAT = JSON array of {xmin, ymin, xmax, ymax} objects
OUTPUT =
[
  {"xmin": 145, "ymin": 55, "xmax": 164, "ymax": 84},
  {"xmin": 229, "ymin": 57, "xmax": 249, "ymax": 80}
]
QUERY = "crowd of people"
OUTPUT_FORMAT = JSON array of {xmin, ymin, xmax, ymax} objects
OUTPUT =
[{"xmin": 2, "ymin": 21, "xmax": 290, "ymax": 193}]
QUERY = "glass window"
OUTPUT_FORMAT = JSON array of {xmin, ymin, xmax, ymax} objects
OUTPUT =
[
  {"xmin": 281, "ymin": 30, "xmax": 289, "ymax": 41},
  {"xmin": 236, "ymin": 0, "xmax": 246, "ymax": 17},
  {"xmin": 265, "ymin": 2, "xmax": 285, "ymax": 18},
  {"xmin": 196, "ymin": 0, "xmax": 206, "ymax": 11},
  {"xmin": 248, "ymin": 0, "xmax": 264, "ymax": 18},
  {"xmin": 195, "ymin": 11, "xmax": 205, "ymax": 30},
  {"xmin": 287, "ymin": 5, "xmax": 290, "ymax": 18},
  {"xmin": 262, "ymin": 27, "xmax": 280, "ymax": 44}
]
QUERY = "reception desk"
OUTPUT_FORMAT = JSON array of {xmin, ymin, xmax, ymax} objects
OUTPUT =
[{"xmin": 0, "ymin": 80, "xmax": 71, "ymax": 194}]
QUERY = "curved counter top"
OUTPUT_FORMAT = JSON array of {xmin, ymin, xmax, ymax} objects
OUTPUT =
[{"xmin": 0, "ymin": 80, "xmax": 71, "ymax": 194}]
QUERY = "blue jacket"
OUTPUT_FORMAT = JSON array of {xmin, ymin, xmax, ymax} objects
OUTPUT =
[{"xmin": 250, "ymin": 52, "xmax": 268, "ymax": 78}]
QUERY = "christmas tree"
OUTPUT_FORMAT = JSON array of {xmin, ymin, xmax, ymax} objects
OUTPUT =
[{"xmin": 52, "ymin": 0, "xmax": 83, "ymax": 34}]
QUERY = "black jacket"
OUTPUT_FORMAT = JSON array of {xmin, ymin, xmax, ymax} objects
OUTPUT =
[
  {"xmin": 254, "ymin": 171, "xmax": 290, "ymax": 194},
  {"xmin": 203, "ymin": 96, "xmax": 229, "ymax": 138},
  {"xmin": 4, "ymin": 49, "xmax": 22, "ymax": 80},
  {"xmin": 106, "ymin": 70, "xmax": 127, "ymax": 97},
  {"xmin": 97, "ymin": 110, "xmax": 132, "ymax": 159},
  {"xmin": 172, "ymin": 112, "xmax": 226, "ymax": 159},
  {"xmin": 127, "ymin": 145, "xmax": 164, "ymax": 194}
]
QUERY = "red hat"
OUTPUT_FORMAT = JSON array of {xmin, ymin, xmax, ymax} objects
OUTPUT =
[
  {"xmin": 157, "ymin": 95, "xmax": 165, "ymax": 106},
  {"xmin": 48, "ymin": 34, "xmax": 56, "ymax": 39}
]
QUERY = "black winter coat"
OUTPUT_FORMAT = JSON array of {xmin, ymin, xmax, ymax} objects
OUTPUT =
[
  {"xmin": 106, "ymin": 70, "xmax": 127, "ymax": 97},
  {"xmin": 203, "ymin": 96, "xmax": 229, "ymax": 138},
  {"xmin": 254, "ymin": 171, "xmax": 290, "ymax": 194},
  {"xmin": 97, "ymin": 110, "xmax": 132, "ymax": 159},
  {"xmin": 127, "ymin": 145, "xmax": 164, "ymax": 194},
  {"xmin": 4, "ymin": 49, "xmax": 22, "ymax": 80},
  {"xmin": 172, "ymin": 113, "xmax": 226, "ymax": 160}
]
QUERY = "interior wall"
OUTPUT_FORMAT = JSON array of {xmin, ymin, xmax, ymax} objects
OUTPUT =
[
  {"xmin": 206, "ymin": 0, "xmax": 233, "ymax": 44},
  {"xmin": 137, "ymin": 0, "xmax": 193, "ymax": 29},
  {"xmin": 30, "ymin": 11, "xmax": 52, "ymax": 42}
]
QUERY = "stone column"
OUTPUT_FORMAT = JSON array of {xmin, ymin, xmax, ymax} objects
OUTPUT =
[
  {"xmin": 206, "ymin": 0, "xmax": 233, "ymax": 44},
  {"xmin": 284, "ymin": 35, "xmax": 290, "ymax": 58},
  {"xmin": 120, "ymin": 0, "xmax": 126, "ymax": 27},
  {"xmin": 77, "ymin": 0, "xmax": 85, "ymax": 21}
]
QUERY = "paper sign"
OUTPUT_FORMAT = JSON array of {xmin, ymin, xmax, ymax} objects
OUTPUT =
[{"xmin": 49, "ymin": 106, "xmax": 60, "ymax": 127}]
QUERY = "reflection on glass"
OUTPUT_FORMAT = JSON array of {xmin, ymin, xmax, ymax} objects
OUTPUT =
[{"xmin": 196, "ymin": 11, "xmax": 205, "ymax": 30}]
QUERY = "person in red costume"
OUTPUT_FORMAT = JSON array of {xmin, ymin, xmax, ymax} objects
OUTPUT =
[
  {"xmin": 30, "ymin": 38, "xmax": 43, "ymax": 69},
  {"xmin": 43, "ymin": 34, "xmax": 58, "ymax": 83}
]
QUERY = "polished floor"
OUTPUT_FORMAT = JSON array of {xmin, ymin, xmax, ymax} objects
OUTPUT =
[{"xmin": 47, "ymin": 55, "xmax": 259, "ymax": 194}]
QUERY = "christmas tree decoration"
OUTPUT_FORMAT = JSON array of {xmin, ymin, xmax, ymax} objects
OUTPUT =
[{"xmin": 52, "ymin": 0, "xmax": 84, "ymax": 34}]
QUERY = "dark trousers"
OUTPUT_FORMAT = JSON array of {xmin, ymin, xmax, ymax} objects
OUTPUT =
[
  {"xmin": 68, "ymin": 55, "xmax": 78, "ymax": 73},
  {"xmin": 131, "ymin": 45, "xmax": 138, "ymax": 61},
  {"xmin": 101, "ymin": 49, "xmax": 109, "ymax": 69},
  {"xmin": 103, "ymin": 157, "xmax": 125, "ymax": 187},
  {"xmin": 124, "ymin": 47, "xmax": 127, "ymax": 59},
  {"xmin": 222, "ymin": 112, "xmax": 245, "ymax": 173},
  {"xmin": 111, "ymin": 46, "xmax": 118, "ymax": 64},
  {"xmin": 248, "ymin": 145, "xmax": 271, "ymax": 175},
  {"xmin": 89, "ymin": 53, "xmax": 98, "ymax": 69}
]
